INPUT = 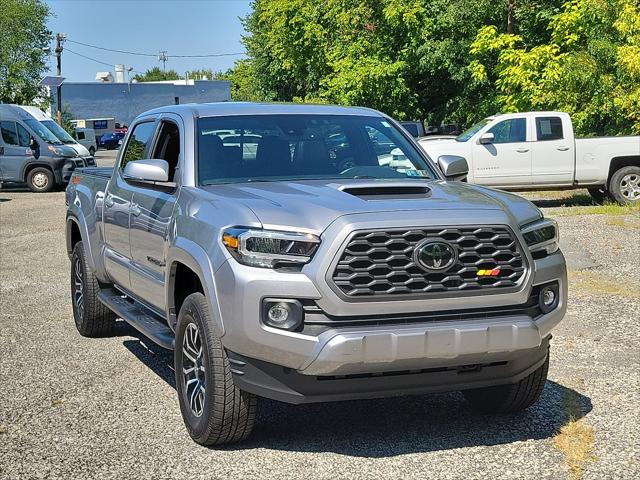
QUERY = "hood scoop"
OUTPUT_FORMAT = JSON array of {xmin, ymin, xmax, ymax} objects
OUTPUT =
[{"xmin": 339, "ymin": 182, "xmax": 432, "ymax": 200}]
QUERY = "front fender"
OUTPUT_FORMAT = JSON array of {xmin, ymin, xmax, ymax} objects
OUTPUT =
[{"xmin": 165, "ymin": 238, "xmax": 225, "ymax": 337}]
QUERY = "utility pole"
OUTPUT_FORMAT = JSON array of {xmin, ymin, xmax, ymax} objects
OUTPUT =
[
  {"xmin": 158, "ymin": 51, "xmax": 168, "ymax": 72},
  {"xmin": 55, "ymin": 33, "xmax": 66, "ymax": 124}
]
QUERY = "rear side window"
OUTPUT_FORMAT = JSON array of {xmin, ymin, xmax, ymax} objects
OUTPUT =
[
  {"xmin": 536, "ymin": 117, "xmax": 563, "ymax": 141},
  {"xmin": 120, "ymin": 121, "xmax": 156, "ymax": 171},
  {"xmin": 488, "ymin": 118, "xmax": 527, "ymax": 144},
  {"xmin": 77, "ymin": 131, "xmax": 85, "ymax": 140},
  {"xmin": 0, "ymin": 121, "xmax": 18, "ymax": 145}
]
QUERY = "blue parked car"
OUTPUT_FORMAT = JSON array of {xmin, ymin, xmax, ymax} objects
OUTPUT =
[{"xmin": 99, "ymin": 132, "xmax": 125, "ymax": 150}]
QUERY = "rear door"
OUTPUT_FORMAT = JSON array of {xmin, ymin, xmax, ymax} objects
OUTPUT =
[
  {"xmin": 531, "ymin": 115, "xmax": 574, "ymax": 185},
  {"xmin": 102, "ymin": 120, "xmax": 157, "ymax": 291},
  {"xmin": 472, "ymin": 117, "xmax": 531, "ymax": 186},
  {"xmin": 0, "ymin": 121, "xmax": 33, "ymax": 182},
  {"xmin": 128, "ymin": 115, "xmax": 182, "ymax": 311}
]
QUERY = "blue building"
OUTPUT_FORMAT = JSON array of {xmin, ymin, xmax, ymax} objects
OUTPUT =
[{"xmin": 51, "ymin": 79, "xmax": 231, "ymax": 126}]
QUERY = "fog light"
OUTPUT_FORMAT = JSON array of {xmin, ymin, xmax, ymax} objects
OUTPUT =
[
  {"xmin": 262, "ymin": 299, "xmax": 303, "ymax": 331},
  {"xmin": 538, "ymin": 283, "xmax": 559, "ymax": 314}
]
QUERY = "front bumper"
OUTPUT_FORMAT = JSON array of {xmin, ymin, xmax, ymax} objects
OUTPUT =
[{"xmin": 215, "ymin": 247, "xmax": 567, "ymax": 378}]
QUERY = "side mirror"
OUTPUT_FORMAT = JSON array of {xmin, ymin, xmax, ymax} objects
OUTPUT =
[
  {"xmin": 479, "ymin": 132, "xmax": 494, "ymax": 144},
  {"xmin": 123, "ymin": 159, "xmax": 169, "ymax": 183},
  {"xmin": 29, "ymin": 137, "xmax": 39, "ymax": 149},
  {"xmin": 437, "ymin": 155, "xmax": 469, "ymax": 181}
]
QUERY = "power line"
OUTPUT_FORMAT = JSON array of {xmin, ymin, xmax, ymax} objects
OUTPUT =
[
  {"xmin": 65, "ymin": 48, "xmax": 144, "ymax": 75},
  {"xmin": 66, "ymin": 38, "xmax": 245, "ymax": 58}
]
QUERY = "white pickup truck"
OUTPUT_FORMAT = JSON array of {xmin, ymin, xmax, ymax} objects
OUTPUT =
[{"xmin": 417, "ymin": 111, "xmax": 640, "ymax": 203}]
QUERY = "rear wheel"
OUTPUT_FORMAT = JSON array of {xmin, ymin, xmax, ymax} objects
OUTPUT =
[
  {"xmin": 609, "ymin": 166, "xmax": 640, "ymax": 204},
  {"xmin": 463, "ymin": 354, "xmax": 549, "ymax": 413},
  {"xmin": 71, "ymin": 241, "xmax": 116, "ymax": 336},
  {"xmin": 26, "ymin": 167, "xmax": 54, "ymax": 193},
  {"xmin": 175, "ymin": 293, "xmax": 257, "ymax": 445}
]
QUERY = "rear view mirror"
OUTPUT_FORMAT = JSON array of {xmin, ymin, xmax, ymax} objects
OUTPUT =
[
  {"xmin": 479, "ymin": 132, "xmax": 494, "ymax": 144},
  {"xmin": 123, "ymin": 159, "xmax": 169, "ymax": 183},
  {"xmin": 437, "ymin": 155, "xmax": 469, "ymax": 181}
]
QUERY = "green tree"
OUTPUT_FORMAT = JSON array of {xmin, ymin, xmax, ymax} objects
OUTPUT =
[
  {"xmin": 217, "ymin": 60, "xmax": 266, "ymax": 102},
  {"xmin": 132, "ymin": 67, "xmax": 181, "ymax": 82},
  {"xmin": 469, "ymin": 0, "xmax": 639, "ymax": 135},
  {"xmin": 0, "ymin": 0, "xmax": 51, "ymax": 104}
]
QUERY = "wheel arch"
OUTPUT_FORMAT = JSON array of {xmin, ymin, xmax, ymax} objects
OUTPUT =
[
  {"xmin": 166, "ymin": 241, "xmax": 225, "ymax": 336},
  {"xmin": 22, "ymin": 162, "xmax": 56, "ymax": 183},
  {"xmin": 608, "ymin": 156, "xmax": 640, "ymax": 184}
]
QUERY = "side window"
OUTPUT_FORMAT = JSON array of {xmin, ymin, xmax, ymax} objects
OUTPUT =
[
  {"xmin": 16, "ymin": 124, "xmax": 32, "ymax": 147},
  {"xmin": 120, "ymin": 121, "xmax": 156, "ymax": 171},
  {"xmin": 77, "ymin": 131, "xmax": 85, "ymax": 140},
  {"xmin": 151, "ymin": 121, "xmax": 180, "ymax": 182},
  {"xmin": 488, "ymin": 118, "xmax": 527, "ymax": 144},
  {"xmin": 0, "ymin": 121, "xmax": 19, "ymax": 145},
  {"xmin": 536, "ymin": 117, "xmax": 563, "ymax": 141}
]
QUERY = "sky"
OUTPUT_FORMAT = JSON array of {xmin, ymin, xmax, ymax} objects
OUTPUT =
[{"xmin": 43, "ymin": 0, "xmax": 252, "ymax": 82}]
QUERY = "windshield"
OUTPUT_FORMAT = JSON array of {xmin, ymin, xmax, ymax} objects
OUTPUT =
[
  {"xmin": 455, "ymin": 118, "xmax": 492, "ymax": 142},
  {"xmin": 23, "ymin": 119, "xmax": 62, "ymax": 144},
  {"xmin": 197, "ymin": 114, "xmax": 437, "ymax": 185},
  {"xmin": 41, "ymin": 119, "xmax": 76, "ymax": 144}
]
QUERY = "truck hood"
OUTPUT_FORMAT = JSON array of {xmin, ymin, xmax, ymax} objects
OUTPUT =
[
  {"xmin": 418, "ymin": 138, "xmax": 470, "ymax": 160},
  {"xmin": 201, "ymin": 179, "xmax": 542, "ymax": 233}
]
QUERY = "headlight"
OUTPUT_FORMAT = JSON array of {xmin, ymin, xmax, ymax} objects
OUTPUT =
[
  {"xmin": 521, "ymin": 218, "xmax": 559, "ymax": 255},
  {"xmin": 222, "ymin": 228, "xmax": 320, "ymax": 268},
  {"xmin": 48, "ymin": 145, "xmax": 67, "ymax": 156}
]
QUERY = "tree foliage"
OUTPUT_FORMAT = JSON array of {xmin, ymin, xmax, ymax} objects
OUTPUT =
[
  {"xmin": 132, "ymin": 67, "xmax": 181, "ymax": 82},
  {"xmin": 231, "ymin": 0, "xmax": 638, "ymax": 135},
  {"xmin": 470, "ymin": 0, "xmax": 640, "ymax": 135},
  {"xmin": 0, "ymin": 0, "xmax": 51, "ymax": 104}
]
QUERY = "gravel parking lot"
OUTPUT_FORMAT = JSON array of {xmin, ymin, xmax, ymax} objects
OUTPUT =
[{"xmin": 1, "ymin": 150, "xmax": 638, "ymax": 479}]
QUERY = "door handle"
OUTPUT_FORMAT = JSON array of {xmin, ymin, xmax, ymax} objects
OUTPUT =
[
  {"xmin": 557, "ymin": 146, "xmax": 570, "ymax": 151},
  {"xmin": 104, "ymin": 194, "xmax": 114, "ymax": 207},
  {"xmin": 130, "ymin": 203, "xmax": 141, "ymax": 217},
  {"xmin": 516, "ymin": 148, "xmax": 529, "ymax": 153}
]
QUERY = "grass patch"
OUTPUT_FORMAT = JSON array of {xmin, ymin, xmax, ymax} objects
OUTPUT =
[
  {"xmin": 520, "ymin": 190, "xmax": 640, "ymax": 215},
  {"xmin": 553, "ymin": 378, "xmax": 596, "ymax": 480},
  {"xmin": 556, "ymin": 202, "xmax": 640, "ymax": 216},
  {"xmin": 606, "ymin": 217, "xmax": 640, "ymax": 229},
  {"xmin": 569, "ymin": 270, "xmax": 640, "ymax": 298}
]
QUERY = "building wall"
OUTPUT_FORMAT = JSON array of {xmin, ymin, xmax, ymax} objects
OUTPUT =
[{"xmin": 52, "ymin": 80, "xmax": 231, "ymax": 125}]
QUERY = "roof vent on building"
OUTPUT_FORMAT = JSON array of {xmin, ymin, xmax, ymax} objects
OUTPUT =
[{"xmin": 95, "ymin": 71, "xmax": 114, "ymax": 83}]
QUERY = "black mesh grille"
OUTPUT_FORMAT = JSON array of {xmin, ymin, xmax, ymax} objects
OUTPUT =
[{"xmin": 331, "ymin": 226, "xmax": 526, "ymax": 298}]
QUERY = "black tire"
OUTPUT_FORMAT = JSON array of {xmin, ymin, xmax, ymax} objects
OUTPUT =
[
  {"xmin": 463, "ymin": 354, "xmax": 549, "ymax": 413},
  {"xmin": 175, "ymin": 293, "xmax": 257, "ymax": 446},
  {"xmin": 609, "ymin": 166, "xmax": 640, "ymax": 204},
  {"xmin": 587, "ymin": 187, "xmax": 607, "ymax": 204},
  {"xmin": 26, "ymin": 167, "xmax": 54, "ymax": 193},
  {"xmin": 71, "ymin": 241, "xmax": 116, "ymax": 336},
  {"xmin": 88, "ymin": 146, "xmax": 96, "ymax": 156}
]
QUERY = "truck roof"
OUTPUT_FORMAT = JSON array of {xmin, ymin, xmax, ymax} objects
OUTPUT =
[{"xmin": 141, "ymin": 102, "xmax": 382, "ymax": 119}]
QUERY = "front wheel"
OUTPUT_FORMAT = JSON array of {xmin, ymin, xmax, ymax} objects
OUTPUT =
[
  {"xmin": 88, "ymin": 146, "xmax": 96, "ymax": 156},
  {"xmin": 175, "ymin": 293, "xmax": 257, "ymax": 445},
  {"xmin": 26, "ymin": 167, "xmax": 54, "ymax": 193},
  {"xmin": 463, "ymin": 354, "xmax": 549, "ymax": 413},
  {"xmin": 609, "ymin": 166, "xmax": 640, "ymax": 204}
]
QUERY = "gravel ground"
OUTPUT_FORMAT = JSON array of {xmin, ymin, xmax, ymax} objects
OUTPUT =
[{"xmin": 0, "ymin": 155, "xmax": 638, "ymax": 479}]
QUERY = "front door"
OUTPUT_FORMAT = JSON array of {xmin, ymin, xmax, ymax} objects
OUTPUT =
[
  {"xmin": 472, "ymin": 117, "xmax": 532, "ymax": 187},
  {"xmin": 128, "ymin": 117, "xmax": 182, "ymax": 311},
  {"xmin": 102, "ymin": 120, "xmax": 157, "ymax": 291},
  {"xmin": 0, "ymin": 121, "xmax": 34, "ymax": 182}
]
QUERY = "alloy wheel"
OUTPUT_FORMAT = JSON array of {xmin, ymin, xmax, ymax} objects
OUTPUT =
[
  {"xmin": 620, "ymin": 173, "xmax": 640, "ymax": 201},
  {"xmin": 73, "ymin": 256, "xmax": 84, "ymax": 322},
  {"xmin": 182, "ymin": 322, "xmax": 206, "ymax": 417}
]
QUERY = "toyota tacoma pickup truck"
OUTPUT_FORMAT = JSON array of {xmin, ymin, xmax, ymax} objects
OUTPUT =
[
  {"xmin": 417, "ymin": 111, "xmax": 640, "ymax": 204},
  {"xmin": 66, "ymin": 103, "xmax": 566, "ymax": 446}
]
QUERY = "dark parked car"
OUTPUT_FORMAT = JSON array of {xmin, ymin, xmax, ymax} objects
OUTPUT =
[{"xmin": 99, "ymin": 132, "xmax": 125, "ymax": 150}]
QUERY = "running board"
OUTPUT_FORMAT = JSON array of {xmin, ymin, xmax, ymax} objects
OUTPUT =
[{"xmin": 98, "ymin": 288, "xmax": 175, "ymax": 350}]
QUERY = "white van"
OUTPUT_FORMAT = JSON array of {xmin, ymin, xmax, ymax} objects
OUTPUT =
[
  {"xmin": 75, "ymin": 128, "xmax": 97, "ymax": 155},
  {"xmin": 17, "ymin": 106, "xmax": 95, "ymax": 162}
]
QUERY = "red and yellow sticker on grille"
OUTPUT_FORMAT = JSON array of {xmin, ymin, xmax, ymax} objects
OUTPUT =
[{"xmin": 477, "ymin": 268, "xmax": 501, "ymax": 277}]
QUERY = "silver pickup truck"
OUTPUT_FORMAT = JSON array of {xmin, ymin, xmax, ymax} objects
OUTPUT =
[{"xmin": 65, "ymin": 103, "xmax": 567, "ymax": 446}]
